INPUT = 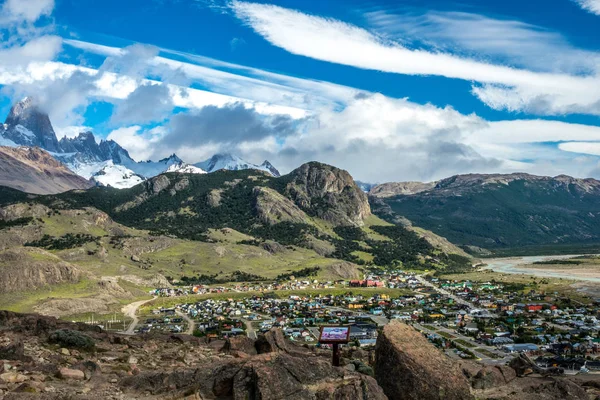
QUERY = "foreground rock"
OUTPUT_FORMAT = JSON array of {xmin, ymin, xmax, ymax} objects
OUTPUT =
[
  {"xmin": 122, "ymin": 351, "xmax": 386, "ymax": 399},
  {"xmin": 375, "ymin": 320, "xmax": 474, "ymax": 400},
  {"xmin": 0, "ymin": 311, "xmax": 386, "ymax": 400}
]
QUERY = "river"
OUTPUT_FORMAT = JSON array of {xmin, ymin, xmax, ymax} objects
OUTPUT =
[{"xmin": 484, "ymin": 254, "xmax": 600, "ymax": 283}]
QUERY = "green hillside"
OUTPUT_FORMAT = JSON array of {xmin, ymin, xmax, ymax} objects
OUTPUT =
[
  {"xmin": 0, "ymin": 163, "xmax": 472, "ymax": 316},
  {"xmin": 374, "ymin": 175, "xmax": 600, "ymax": 252}
]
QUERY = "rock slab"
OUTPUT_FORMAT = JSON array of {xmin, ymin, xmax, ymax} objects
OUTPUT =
[{"xmin": 375, "ymin": 321, "xmax": 473, "ymax": 400}]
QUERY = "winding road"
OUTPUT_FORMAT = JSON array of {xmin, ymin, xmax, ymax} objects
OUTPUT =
[{"xmin": 120, "ymin": 297, "xmax": 156, "ymax": 335}]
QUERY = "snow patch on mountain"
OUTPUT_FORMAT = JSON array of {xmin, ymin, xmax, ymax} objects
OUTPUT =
[{"xmin": 166, "ymin": 162, "xmax": 207, "ymax": 174}]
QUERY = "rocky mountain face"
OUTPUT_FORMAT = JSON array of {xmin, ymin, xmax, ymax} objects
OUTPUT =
[
  {"xmin": 284, "ymin": 162, "xmax": 371, "ymax": 226},
  {"xmin": 1, "ymin": 98, "xmax": 61, "ymax": 152},
  {"xmin": 370, "ymin": 181, "xmax": 436, "ymax": 197},
  {"xmin": 372, "ymin": 173, "xmax": 600, "ymax": 250},
  {"xmin": 375, "ymin": 320, "xmax": 473, "ymax": 400},
  {"xmin": 0, "ymin": 146, "xmax": 93, "ymax": 194}
]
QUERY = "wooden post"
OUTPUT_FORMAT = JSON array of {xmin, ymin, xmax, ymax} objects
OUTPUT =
[{"xmin": 332, "ymin": 343, "xmax": 340, "ymax": 367}]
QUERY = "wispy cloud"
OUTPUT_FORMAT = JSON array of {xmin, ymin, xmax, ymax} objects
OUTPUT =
[
  {"xmin": 64, "ymin": 39, "xmax": 357, "ymax": 112},
  {"xmin": 365, "ymin": 9, "xmax": 600, "ymax": 74},
  {"xmin": 574, "ymin": 0, "xmax": 600, "ymax": 15},
  {"xmin": 231, "ymin": 1, "xmax": 600, "ymax": 116}
]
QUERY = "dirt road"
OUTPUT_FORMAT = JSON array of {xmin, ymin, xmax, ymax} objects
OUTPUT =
[{"xmin": 121, "ymin": 297, "xmax": 156, "ymax": 335}]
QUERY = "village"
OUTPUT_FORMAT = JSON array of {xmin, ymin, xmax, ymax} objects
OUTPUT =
[{"xmin": 137, "ymin": 270, "xmax": 600, "ymax": 373}]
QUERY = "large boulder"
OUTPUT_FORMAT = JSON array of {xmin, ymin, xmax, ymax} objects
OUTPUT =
[
  {"xmin": 375, "ymin": 321, "xmax": 473, "ymax": 400},
  {"xmin": 255, "ymin": 329, "xmax": 288, "ymax": 354},
  {"xmin": 221, "ymin": 335, "xmax": 258, "ymax": 356},
  {"xmin": 471, "ymin": 365, "xmax": 517, "ymax": 390}
]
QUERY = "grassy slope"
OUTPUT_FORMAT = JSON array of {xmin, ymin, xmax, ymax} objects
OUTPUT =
[{"xmin": 0, "ymin": 206, "xmax": 354, "ymax": 315}]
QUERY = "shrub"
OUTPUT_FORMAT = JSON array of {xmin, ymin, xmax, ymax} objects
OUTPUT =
[{"xmin": 49, "ymin": 329, "xmax": 95, "ymax": 350}]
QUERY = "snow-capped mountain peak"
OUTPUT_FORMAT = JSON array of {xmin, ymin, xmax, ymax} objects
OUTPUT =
[
  {"xmin": 2, "ymin": 97, "xmax": 61, "ymax": 152},
  {"xmin": 194, "ymin": 153, "xmax": 280, "ymax": 176},
  {"xmin": 90, "ymin": 160, "xmax": 144, "ymax": 189},
  {"xmin": 165, "ymin": 162, "xmax": 206, "ymax": 174},
  {"xmin": 0, "ymin": 99, "xmax": 281, "ymax": 189}
]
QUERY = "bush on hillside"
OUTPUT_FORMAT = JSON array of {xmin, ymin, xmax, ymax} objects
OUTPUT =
[{"xmin": 49, "ymin": 329, "xmax": 95, "ymax": 350}]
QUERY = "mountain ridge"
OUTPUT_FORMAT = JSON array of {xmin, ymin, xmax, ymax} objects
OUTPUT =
[
  {"xmin": 0, "ymin": 98, "xmax": 281, "ymax": 188},
  {"xmin": 0, "ymin": 146, "xmax": 93, "ymax": 194},
  {"xmin": 371, "ymin": 172, "xmax": 600, "ymax": 250}
]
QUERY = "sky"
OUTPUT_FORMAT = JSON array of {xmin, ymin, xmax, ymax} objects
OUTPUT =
[{"xmin": 1, "ymin": 0, "xmax": 600, "ymax": 183}]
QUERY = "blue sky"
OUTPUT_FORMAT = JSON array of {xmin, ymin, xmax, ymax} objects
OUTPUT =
[{"xmin": 1, "ymin": 0, "xmax": 600, "ymax": 182}]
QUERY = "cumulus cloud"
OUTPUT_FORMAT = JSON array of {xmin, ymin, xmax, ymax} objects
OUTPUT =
[
  {"xmin": 166, "ymin": 103, "xmax": 296, "ymax": 146},
  {"xmin": 575, "ymin": 0, "xmax": 600, "ymax": 15},
  {"xmin": 110, "ymin": 83, "xmax": 174, "ymax": 125},
  {"xmin": 2, "ymin": 69, "xmax": 96, "ymax": 128},
  {"xmin": 0, "ymin": 0, "xmax": 61, "ymax": 66},
  {"xmin": 231, "ymin": 1, "xmax": 600, "ymax": 116},
  {"xmin": 106, "ymin": 126, "xmax": 166, "ymax": 161},
  {"xmin": 65, "ymin": 39, "xmax": 353, "ymax": 112},
  {"xmin": 0, "ymin": 0, "xmax": 54, "ymax": 23}
]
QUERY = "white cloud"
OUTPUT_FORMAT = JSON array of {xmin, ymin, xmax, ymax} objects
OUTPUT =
[
  {"xmin": 575, "ymin": 0, "xmax": 600, "ymax": 15},
  {"xmin": 106, "ymin": 126, "xmax": 165, "ymax": 161},
  {"xmin": 0, "ymin": 59, "xmax": 308, "ymax": 122},
  {"xmin": 365, "ymin": 10, "xmax": 600, "ymax": 75},
  {"xmin": 0, "ymin": 0, "xmax": 54, "ymax": 23},
  {"xmin": 231, "ymin": 1, "xmax": 600, "ymax": 116},
  {"xmin": 54, "ymin": 125, "xmax": 92, "ymax": 140},
  {"xmin": 559, "ymin": 142, "xmax": 600, "ymax": 156},
  {"xmin": 64, "ymin": 39, "xmax": 358, "ymax": 111},
  {"xmin": 468, "ymin": 119, "xmax": 600, "ymax": 144}
]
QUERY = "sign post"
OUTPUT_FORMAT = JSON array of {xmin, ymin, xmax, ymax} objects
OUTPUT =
[{"xmin": 318, "ymin": 326, "xmax": 350, "ymax": 367}]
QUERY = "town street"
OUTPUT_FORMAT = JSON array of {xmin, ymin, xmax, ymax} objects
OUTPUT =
[
  {"xmin": 414, "ymin": 275, "xmax": 498, "ymax": 318},
  {"xmin": 413, "ymin": 322, "xmax": 513, "ymax": 365},
  {"xmin": 175, "ymin": 310, "xmax": 196, "ymax": 335}
]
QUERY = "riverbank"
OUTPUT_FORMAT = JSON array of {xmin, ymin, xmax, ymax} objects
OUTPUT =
[{"xmin": 483, "ymin": 255, "xmax": 600, "ymax": 283}]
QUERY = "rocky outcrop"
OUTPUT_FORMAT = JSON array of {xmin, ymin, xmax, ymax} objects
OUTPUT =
[
  {"xmin": 375, "ymin": 320, "xmax": 473, "ymax": 400},
  {"xmin": 0, "ymin": 248, "xmax": 82, "ymax": 293},
  {"xmin": 284, "ymin": 162, "xmax": 371, "ymax": 226},
  {"xmin": 470, "ymin": 365, "xmax": 517, "ymax": 390},
  {"xmin": 370, "ymin": 181, "xmax": 436, "ymax": 198},
  {"xmin": 0, "ymin": 146, "xmax": 93, "ymax": 194},
  {"xmin": 253, "ymin": 186, "xmax": 309, "ymax": 225},
  {"xmin": 325, "ymin": 261, "xmax": 361, "ymax": 279},
  {"xmin": 122, "ymin": 345, "xmax": 387, "ymax": 400}
]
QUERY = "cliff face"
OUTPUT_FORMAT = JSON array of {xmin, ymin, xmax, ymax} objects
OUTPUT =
[
  {"xmin": 284, "ymin": 162, "xmax": 371, "ymax": 226},
  {"xmin": 0, "ymin": 248, "xmax": 82, "ymax": 293},
  {"xmin": 3, "ymin": 98, "xmax": 61, "ymax": 152},
  {"xmin": 0, "ymin": 146, "xmax": 93, "ymax": 194}
]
